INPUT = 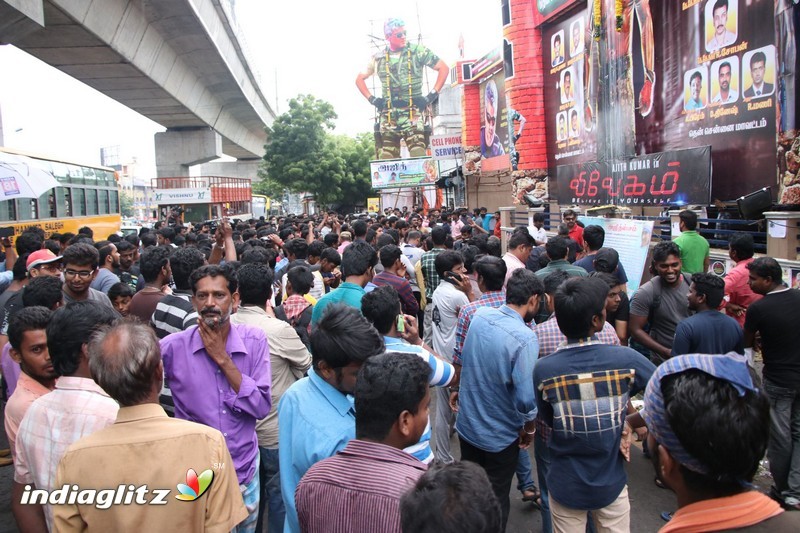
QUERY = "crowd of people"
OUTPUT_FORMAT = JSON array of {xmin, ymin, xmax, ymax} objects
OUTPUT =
[{"xmin": 0, "ymin": 204, "xmax": 798, "ymax": 533}]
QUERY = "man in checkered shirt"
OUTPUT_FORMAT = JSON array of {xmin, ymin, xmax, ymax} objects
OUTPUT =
[
  {"xmin": 533, "ymin": 277, "xmax": 654, "ymax": 532},
  {"xmin": 420, "ymin": 226, "xmax": 448, "ymax": 346}
]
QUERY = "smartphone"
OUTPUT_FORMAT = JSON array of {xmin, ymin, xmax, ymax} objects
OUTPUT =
[
  {"xmin": 443, "ymin": 271, "xmax": 463, "ymax": 284},
  {"xmin": 396, "ymin": 315, "xmax": 406, "ymax": 333}
]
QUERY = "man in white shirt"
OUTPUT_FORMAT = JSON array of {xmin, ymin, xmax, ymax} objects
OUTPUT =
[
  {"xmin": 528, "ymin": 213, "xmax": 548, "ymax": 246},
  {"xmin": 430, "ymin": 250, "xmax": 474, "ymax": 464},
  {"xmin": 711, "ymin": 61, "xmax": 737, "ymax": 105},
  {"xmin": 706, "ymin": 0, "xmax": 737, "ymax": 51},
  {"xmin": 502, "ymin": 230, "xmax": 535, "ymax": 286}
]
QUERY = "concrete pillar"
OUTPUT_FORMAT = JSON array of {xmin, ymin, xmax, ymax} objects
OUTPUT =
[
  {"xmin": 154, "ymin": 128, "xmax": 223, "ymax": 177},
  {"xmin": 197, "ymin": 160, "xmax": 261, "ymax": 181},
  {"xmin": 499, "ymin": 206, "xmax": 515, "ymax": 252}
]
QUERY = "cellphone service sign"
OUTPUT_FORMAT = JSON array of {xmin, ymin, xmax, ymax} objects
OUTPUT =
[{"xmin": 430, "ymin": 135, "xmax": 464, "ymax": 160}]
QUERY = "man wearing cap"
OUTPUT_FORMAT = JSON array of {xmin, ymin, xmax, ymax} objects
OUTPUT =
[
  {"xmin": 0, "ymin": 250, "xmax": 63, "ymax": 343},
  {"xmin": 634, "ymin": 352, "xmax": 800, "ymax": 531}
]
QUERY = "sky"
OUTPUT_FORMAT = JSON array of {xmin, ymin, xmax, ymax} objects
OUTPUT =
[{"xmin": 0, "ymin": 0, "xmax": 502, "ymax": 176}]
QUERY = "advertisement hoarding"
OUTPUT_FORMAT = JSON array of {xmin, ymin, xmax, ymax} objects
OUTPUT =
[{"xmin": 369, "ymin": 157, "xmax": 439, "ymax": 189}]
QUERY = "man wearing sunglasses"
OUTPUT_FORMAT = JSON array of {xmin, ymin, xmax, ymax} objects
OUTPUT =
[
  {"xmin": 60, "ymin": 243, "xmax": 116, "ymax": 312},
  {"xmin": 356, "ymin": 17, "xmax": 449, "ymax": 160},
  {"xmin": 481, "ymin": 80, "xmax": 505, "ymax": 159}
]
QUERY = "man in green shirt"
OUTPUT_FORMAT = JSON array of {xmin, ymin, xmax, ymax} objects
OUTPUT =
[
  {"xmin": 311, "ymin": 241, "xmax": 377, "ymax": 325},
  {"xmin": 535, "ymin": 237, "xmax": 589, "ymax": 280},
  {"xmin": 673, "ymin": 210, "xmax": 709, "ymax": 274}
]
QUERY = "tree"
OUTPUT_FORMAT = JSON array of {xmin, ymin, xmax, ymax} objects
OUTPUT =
[
  {"xmin": 260, "ymin": 95, "xmax": 374, "ymax": 207},
  {"xmin": 120, "ymin": 192, "xmax": 134, "ymax": 218}
]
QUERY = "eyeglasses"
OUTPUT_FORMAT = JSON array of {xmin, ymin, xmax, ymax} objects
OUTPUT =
[
  {"xmin": 485, "ymin": 113, "xmax": 496, "ymax": 126},
  {"xmin": 34, "ymin": 263, "xmax": 63, "ymax": 273},
  {"xmin": 64, "ymin": 269, "xmax": 94, "ymax": 279},
  {"xmin": 394, "ymin": 32, "xmax": 406, "ymax": 38}
]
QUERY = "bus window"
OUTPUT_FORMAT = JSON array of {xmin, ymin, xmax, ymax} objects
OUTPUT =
[
  {"xmin": 99, "ymin": 190, "xmax": 109, "ymax": 215},
  {"xmin": 57, "ymin": 187, "xmax": 72, "ymax": 217},
  {"xmin": 0, "ymin": 199, "xmax": 15, "ymax": 222},
  {"xmin": 17, "ymin": 198, "xmax": 38, "ymax": 220},
  {"xmin": 72, "ymin": 188, "xmax": 85, "ymax": 216},
  {"xmin": 109, "ymin": 190, "xmax": 119, "ymax": 214},
  {"xmin": 86, "ymin": 189, "xmax": 98, "ymax": 215},
  {"xmin": 43, "ymin": 190, "xmax": 56, "ymax": 218}
]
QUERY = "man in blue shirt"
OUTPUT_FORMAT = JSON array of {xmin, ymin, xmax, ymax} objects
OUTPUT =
[
  {"xmin": 277, "ymin": 304, "xmax": 385, "ymax": 533},
  {"xmin": 533, "ymin": 277, "xmax": 655, "ymax": 531},
  {"xmin": 672, "ymin": 273, "xmax": 743, "ymax": 356},
  {"xmin": 311, "ymin": 241, "xmax": 377, "ymax": 325},
  {"xmin": 456, "ymin": 269, "xmax": 544, "ymax": 529},
  {"xmin": 361, "ymin": 285, "xmax": 455, "ymax": 464}
]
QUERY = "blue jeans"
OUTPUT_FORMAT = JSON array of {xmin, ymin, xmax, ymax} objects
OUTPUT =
[
  {"xmin": 764, "ymin": 380, "xmax": 800, "ymax": 502},
  {"xmin": 516, "ymin": 448, "xmax": 537, "ymax": 493},
  {"xmin": 534, "ymin": 435, "xmax": 552, "ymax": 533},
  {"xmin": 255, "ymin": 447, "xmax": 285, "ymax": 533},
  {"xmin": 232, "ymin": 456, "xmax": 260, "ymax": 533}
]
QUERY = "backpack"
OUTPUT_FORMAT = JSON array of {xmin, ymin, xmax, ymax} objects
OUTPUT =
[
  {"xmin": 274, "ymin": 304, "xmax": 313, "ymax": 349},
  {"xmin": 646, "ymin": 273, "xmax": 692, "ymax": 327},
  {"xmin": 630, "ymin": 273, "xmax": 692, "ymax": 359}
]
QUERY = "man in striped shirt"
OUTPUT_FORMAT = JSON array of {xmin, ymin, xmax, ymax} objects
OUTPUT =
[
  {"xmin": 12, "ymin": 302, "xmax": 118, "ymax": 532},
  {"xmin": 361, "ymin": 286, "xmax": 454, "ymax": 464},
  {"xmin": 295, "ymin": 352, "xmax": 430, "ymax": 533},
  {"xmin": 372, "ymin": 245, "xmax": 419, "ymax": 317}
]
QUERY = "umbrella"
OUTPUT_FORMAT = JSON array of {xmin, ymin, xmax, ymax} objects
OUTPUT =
[{"xmin": 0, "ymin": 152, "xmax": 61, "ymax": 200}]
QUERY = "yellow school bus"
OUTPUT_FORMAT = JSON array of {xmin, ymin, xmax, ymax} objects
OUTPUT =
[{"xmin": 0, "ymin": 147, "xmax": 122, "ymax": 241}]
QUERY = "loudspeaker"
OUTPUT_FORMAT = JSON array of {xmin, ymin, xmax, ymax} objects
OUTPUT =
[
  {"xmin": 522, "ymin": 193, "xmax": 543, "ymax": 208},
  {"xmin": 737, "ymin": 187, "xmax": 772, "ymax": 220}
]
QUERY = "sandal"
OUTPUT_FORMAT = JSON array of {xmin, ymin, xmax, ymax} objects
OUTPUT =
[
  {"xmin": 522, "ymin": 488, "xmax": 542, "ymax": 509},
  {"xmin": 654, "ymin": 476, "xmax": 667, "ymax": 489}
]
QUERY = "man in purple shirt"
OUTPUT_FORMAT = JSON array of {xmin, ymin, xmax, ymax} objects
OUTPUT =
[{"xmin": 160, "ymin": 264, "xmax": 272, "ymax": 533}]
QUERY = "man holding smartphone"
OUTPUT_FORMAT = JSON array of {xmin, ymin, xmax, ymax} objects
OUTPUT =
[{"xmin": 430, "ymin": 250, "xmax": 474, "ymax": 464}]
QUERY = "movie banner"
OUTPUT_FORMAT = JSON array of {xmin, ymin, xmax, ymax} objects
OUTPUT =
[
  {"xmin": 543, "ymin": 9, "xmax": 593, "ymax": 170},
  {"xmin": 533, "ymin": 0, "xmax": 585, "ymax": 26},
  {"xmin": 651, "ymin": 0, "xmax": 777, "ymax": 202},
  {"xmin": 646, "ymin": 0, "xmax": 777, "ymax": 200},
  {"xmin": 430, "ymin": 134, "xmax": 464, "ymax": 161},
  {"xmin": 369, "ymin": 157, "xmax": 439, "ymax": 189},
  {"xmin": 555, "ymin": 146, "xmax": 711, "ymax": 206},
  {"xmin": 542, "ymin": 0, "xmax": 781, "ymax": 204},
  {"xmin": 578, "ymin": 216, "xmax": 654, "ymax": 295},
  {"xmin": 479, "ymin": 71, "xmax": 512, "ymax": 173}
]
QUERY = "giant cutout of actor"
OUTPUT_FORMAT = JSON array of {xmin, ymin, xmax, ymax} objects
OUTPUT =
[{"xmin": 356, "ymin": 18, "xmax": 449, "ymax": 160}]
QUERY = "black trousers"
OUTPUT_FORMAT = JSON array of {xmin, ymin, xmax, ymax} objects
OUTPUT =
[{"xmin": 459, "ymin": 436, "xmax": 519, "ymax": 530}]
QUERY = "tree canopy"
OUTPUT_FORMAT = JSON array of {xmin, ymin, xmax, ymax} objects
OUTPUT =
[{"xmin": 258, "ymin": 94, "xmax": 374, "ymax": 208}]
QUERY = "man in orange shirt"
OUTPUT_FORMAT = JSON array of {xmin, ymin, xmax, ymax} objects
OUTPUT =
[
  {"xmin": 563, "ymin": 209, "xmax": 584, "ymax": 249},
  {"xmin": 4, "ymin": 307, "xmax": 57, "ymax": 460},
  {"xmin": 723, "ymin": 233, "xmax": 761, "ymax": 327}
]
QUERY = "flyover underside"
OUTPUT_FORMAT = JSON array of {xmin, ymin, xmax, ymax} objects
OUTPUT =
[{"xmin": 0, "ymin": 0, "xmax": 271, "ymax": 159}]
